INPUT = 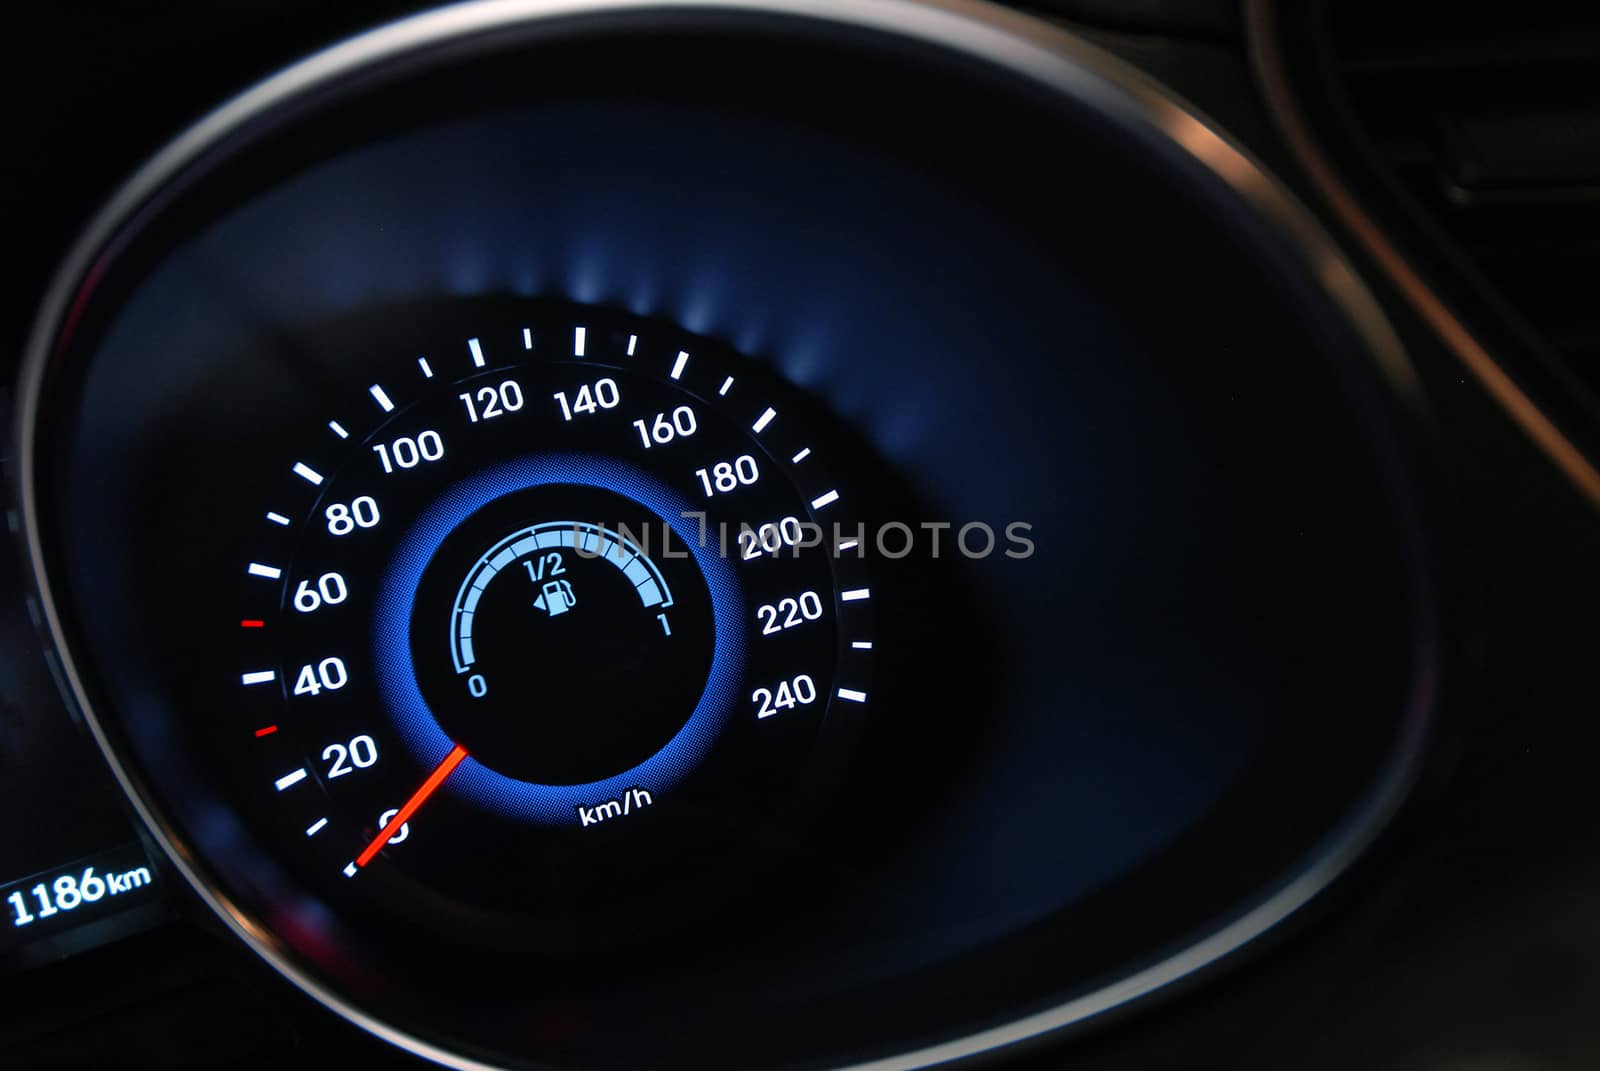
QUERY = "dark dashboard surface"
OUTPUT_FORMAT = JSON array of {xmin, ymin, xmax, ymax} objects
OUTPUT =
[{"xmin": 4, "ymin": 3, "xmax": 1598, "ymax": 1069}]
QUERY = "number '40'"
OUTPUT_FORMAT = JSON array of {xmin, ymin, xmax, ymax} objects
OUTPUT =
[{"xmin": 294, "ymin": 657, "xmax": 348, "ymax": 696}]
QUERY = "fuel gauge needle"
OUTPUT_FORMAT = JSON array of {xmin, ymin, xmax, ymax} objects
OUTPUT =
[{"xmin": 349, "ymin": 743, "xmax": 469, "ymax": 874}]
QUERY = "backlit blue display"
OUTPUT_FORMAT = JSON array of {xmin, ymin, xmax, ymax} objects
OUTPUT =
[{"xmin": 371, "ymin": 453, "xmax": 745, "ymax": 824}]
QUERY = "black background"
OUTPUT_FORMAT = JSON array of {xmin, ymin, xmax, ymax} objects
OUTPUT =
[{"xmin": 4, "ymin": 3, "xmax": 1600, "ymax": 1070}]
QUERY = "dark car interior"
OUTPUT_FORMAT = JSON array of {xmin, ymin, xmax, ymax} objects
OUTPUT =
[{"xmin": 3, "ymin": 3, "xmax": 1598, "ymax": 1069}]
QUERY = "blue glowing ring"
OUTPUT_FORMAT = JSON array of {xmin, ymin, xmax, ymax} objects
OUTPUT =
[{"xmin": 372, "ymin": 453, "xmax": 744, "ymax": 825}]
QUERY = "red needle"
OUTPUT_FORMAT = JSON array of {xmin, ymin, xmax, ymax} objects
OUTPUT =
[{"xmin": 354, "ymin": 743, "xmax": 468, "ymax": 869}]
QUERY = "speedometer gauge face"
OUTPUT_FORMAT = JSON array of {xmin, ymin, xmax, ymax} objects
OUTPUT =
[
  {"xmin": 19, "ymin": 2, "xmax": 1442, "ymax": 1067},
  {"xmin": 236, "ymin": 301, "xmax": 869, "ymax": 925}
]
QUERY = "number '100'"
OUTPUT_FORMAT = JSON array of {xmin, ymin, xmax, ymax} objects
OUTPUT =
[{"xmin": 373, "ymin": 430, "xmax": 444, "ymax": 473}]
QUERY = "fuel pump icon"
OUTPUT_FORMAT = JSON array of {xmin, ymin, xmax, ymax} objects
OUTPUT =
[{"xmin": 533, "ymin": 579, "xmax": 577, "ymax": 617}]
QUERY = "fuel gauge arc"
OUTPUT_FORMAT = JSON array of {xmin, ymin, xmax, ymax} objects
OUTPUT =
[
  {"xmin": 369, "ymin": 455, "xmax": 754, "ymax": 823},
  {"xmin": 450, "ymin": 520, "xmax": 676, "ymax": 676}
]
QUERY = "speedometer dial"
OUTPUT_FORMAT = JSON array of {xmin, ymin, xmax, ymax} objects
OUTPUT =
[
  {"xmin": 237, "ymin": 301, "xmax": 871, "ymax": 925},
  {"xmin": 18, "ymin": 1, "xmax": 1442, "ymax": 1067}
]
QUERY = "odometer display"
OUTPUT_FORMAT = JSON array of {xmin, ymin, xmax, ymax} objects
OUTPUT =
[{"xmin": 234, "ymin": 302, "xmax": 871, "ymax": 924}]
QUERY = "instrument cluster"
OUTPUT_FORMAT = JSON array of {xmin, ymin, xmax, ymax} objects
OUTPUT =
[{"xmin": 13, "ymin": 2, "xmax": 1440, "ymax": 1068}]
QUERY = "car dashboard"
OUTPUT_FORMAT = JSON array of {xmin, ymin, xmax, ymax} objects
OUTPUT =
[{"xmin": 2, "ymin": 2, "xmax": 1597, "ymax": 1069}]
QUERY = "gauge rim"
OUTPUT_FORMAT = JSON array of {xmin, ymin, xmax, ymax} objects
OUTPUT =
[
  {"xmin": 370, "ymin": 452, "xmax": 748, "ymax": 821},
  {"xmin": 11, "ymin": 2, "xmax": 1440, "ymax": 1069}
]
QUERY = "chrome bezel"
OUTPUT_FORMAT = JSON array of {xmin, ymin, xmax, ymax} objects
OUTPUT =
[{"xmin": 13, "ymin": 2, "xmax": 1436, "ymax": 1068}]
